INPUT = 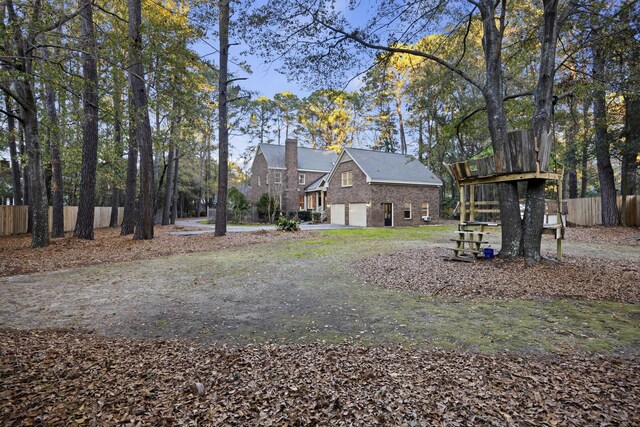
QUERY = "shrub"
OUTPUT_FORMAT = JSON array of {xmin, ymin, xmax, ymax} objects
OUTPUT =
[
  {"xmin": 312, "ymin": 211, "xmax": 322, "ymax": 223},
  {"xmin": 257, "ymin": 193, "xmax": 280, "ymax": 223},
  {"xmin": 297, "ymin": 211, "xmax": 312, "ymax": 222},
  {"xmin": 276, "ymin": 215, "xmax": 300, "ymax": 231},
  {"xmin": 227, "ymin": 187, "xmax": 250, "ymax": 223}
]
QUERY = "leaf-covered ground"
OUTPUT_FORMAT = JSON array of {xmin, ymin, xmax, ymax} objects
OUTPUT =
[
  {"xmin": 352, "ymin": 249, "xmax": 640, "ymax": 303},
  {"xmin": 0, "ymin": 226, "xmax": 306, "ymax": 277},
  {"xmin": 2, "ymin": 329, "xmax": 639, "ymax": 426}
]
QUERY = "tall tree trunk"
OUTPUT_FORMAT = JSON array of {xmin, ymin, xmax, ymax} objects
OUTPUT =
[
  {"xmin": 580, "ymin": 100, "xmax": 590, "ymax": 197},
  {"xmin": 620, "ymin": 94, "xmax": 639, "ymax": 226},
  {"xmin": 162, "ymin": 105, "xmax": 181, "ymax": 225},
  {"xmin": 110, "ymin": 189, "xmax": 120, "ymax": 227},
  {"xmin": 566, "ymin": 94, "xmax": 579, "ymax": 198},
  {"xmin": 129, "ymin": 0, "xmax": 154, "ymax": 240},
  {"xmin": 592, "ymin": 41, "xmax": 618, "ymax": 226},
  {"xmin": 478, "ymin": 0, "xmax": 522, "ymax": 259},
  {"xmin": 42, "ymin": 47, "xmax": 65, "ymax": 238},
  {"xmin": 20, "ymin": 129, "xmax": 30, "ymax": 220},
  {"xmin": 395, "ymin": 96, "xmax": 407, "ymax": 154},
  {"xmin": 17, "ymin": 82, "xmax": 48, "ymax": 246},
  {"xmin": 621, "ymin": 94, "xmax": 639, "ymax": 197},
  {"xmin": 74, "ymin": 0, "xmax": 99, "ymax": 240},
  {"xmin": 110, "ymin": 69, "xmax": 125, "ymax": 227},
  {"xmin": 215, "ymin": 0, "xmax": 230, "ymax": 237},
  {"xmin": 121, "ymin": 97, "xmax": 138, "ymax": 235},
  {"xmin": 523, "ymin": 0, "xmax": 563, "ymax": 265},
  {"xmin": 171, "ymin": 148, "xmax": 179, "ymax": 224},
  {"xmin": 5, "ymin": 0, "xmax": 48, "ymax": 246},
  {"xmin": 5, "ymin": 95, "xmax": 22, "ymax": 205}
]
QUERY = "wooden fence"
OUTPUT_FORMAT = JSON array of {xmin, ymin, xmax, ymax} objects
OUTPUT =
[
  {"xmin": 0, "ymin": 206, "xmax": 124, "ymax": 236},
  {"xmin": 566, "ymin": 195, "xmax": 640, "ymax": 227}
]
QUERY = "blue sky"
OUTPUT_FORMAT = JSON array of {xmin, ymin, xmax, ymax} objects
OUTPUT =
[{"xmin": 190, "ymin": 0, "xmax": 374, "ymax": 162}]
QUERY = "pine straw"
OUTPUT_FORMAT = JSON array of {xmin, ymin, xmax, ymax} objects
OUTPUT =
[
  {"xmin": 1, "ymin": 329, "xmax": 638, "ymax": 426},
  {"xmin": 352, "ymin": 250, "xmax": 640, "ymax": 303},
  {"xmin": 0, "ymin": 226, "xmax": 306, "ymax": 277}
]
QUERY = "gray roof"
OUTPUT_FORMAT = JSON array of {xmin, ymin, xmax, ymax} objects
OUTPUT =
[
  {"xmin": 304, "ymin": 173, "xmax": 329, "ymax": 192},
  {"xmin": 257, "ymin": 144, "xmax": 338, "ymax": 172},
  {"xmin": 343, "ymin": 148, "xmax": 443, "ymax": 186}
]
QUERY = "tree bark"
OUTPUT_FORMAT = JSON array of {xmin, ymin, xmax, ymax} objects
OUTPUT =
[
  {"xmin": 395, "ymin": 96, "xmax": 407, "ymax": 155},
  {"xmin": 620, "ymin": 93, "xmax": 639, "ymax": 226},
  {"xmin": 74, "ymin": 0, "xmax": 99, "ymax": 240},
  {"xmin": 42, "ymin": 47, "xmax": 65, "ymax": 238},
  {"xmin": 524, "ymin": 0, "xmax": 563, "ymax": 265},
  {"xmin": 566, "ymin": 94, "xmax": 578, "ymax": 199},
  {"xmin": 162, "ymin": 105, "xmax": 181, "ymax": 225},
  {"xmin": 592, "ymin": 41, "xmax": 618, "ymax": 226},
  {"xmin": 5, "ymin": 0, "xmax": 48, "ymax": 246},
  {"xmin": 215, "ymin": 0, "xmax": 230, "ymax": 237},
  {"xmin": 5, "ymin": 95, "xmax": 22, "ymax": 205},
  {"xmin": 121, "ymin": 96, "xmax": 138, "ymax": 235},
  {"xmin": 580, "ymin": 100, "xmax": 590, "ymax": 197},
  {"xmin": 110, "ymin": 69, "xmax": 125, "ymax": 227},
  {"xmin": 17, "ymin": 82, "xmax": 49, "ymax": 247},
  {"xmin": 129, "ymin": 0, "xmax": 154, "ymax": 239},
  {"xmin": 621, "ymin": 94, "xmax": 639, "ymax": 197},
  {"xmin": 171, "ymin": 148, "xmax": 179, "ymax": 224},
  {"xmin": 477, "ymin": 0, "xmax": 522, "ymax": 259}
]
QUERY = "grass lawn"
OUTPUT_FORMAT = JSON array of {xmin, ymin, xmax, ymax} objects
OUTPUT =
[{"xmin": 2, "ymin": 225, "xmax": 637, "ymax": 355}]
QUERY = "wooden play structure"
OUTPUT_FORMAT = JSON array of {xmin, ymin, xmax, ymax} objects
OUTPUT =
[{"xmin": 444, "ymin": 129, "xmax": 565, "ymax": 262}]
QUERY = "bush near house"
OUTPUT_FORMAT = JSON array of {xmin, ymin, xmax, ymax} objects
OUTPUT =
[{"xmin": 276, "ymin": 215, "xmax": 300, "ymax": 231}]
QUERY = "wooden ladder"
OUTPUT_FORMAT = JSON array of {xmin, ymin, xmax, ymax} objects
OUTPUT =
[{"xmin": 443, "ymin": 224, "xmax": 489, "ymax": 262}]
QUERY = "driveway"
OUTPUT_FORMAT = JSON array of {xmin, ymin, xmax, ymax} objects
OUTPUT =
[{"xmin": 173, "ymin": 218, "xmax": 356, "ymax": 235}]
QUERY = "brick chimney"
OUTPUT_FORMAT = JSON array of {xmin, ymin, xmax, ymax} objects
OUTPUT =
[{"xmin": 284, "ymin": 138, "xmax": 299, "ymax": 215}]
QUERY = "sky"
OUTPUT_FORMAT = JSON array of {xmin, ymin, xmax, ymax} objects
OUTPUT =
[
  {"xmin": 191, "ymin": 0, "xmax": 375, "ymax": 163},
  {"xmin": 190, "ymin": 1, "xmax": 375, "ymax": 163}
]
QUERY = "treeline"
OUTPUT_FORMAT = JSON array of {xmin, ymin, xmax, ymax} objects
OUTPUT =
[{"xmin": 0, "ymin": 0, "xmax": 248, "ymax": 247}]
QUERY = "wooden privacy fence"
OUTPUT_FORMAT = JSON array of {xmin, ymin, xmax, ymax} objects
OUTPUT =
[
  {"xmin": 566, "ymin": 196, "xmax": 640, "ymax": 227},
  {"xmin": 0, "ymin": 206, "xmax": 124, "ymax": 236}
]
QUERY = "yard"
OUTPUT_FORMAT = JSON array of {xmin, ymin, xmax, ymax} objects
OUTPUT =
[{"xmin": 1, "ymin": 224, "xmax": 639, "ymax": 425}]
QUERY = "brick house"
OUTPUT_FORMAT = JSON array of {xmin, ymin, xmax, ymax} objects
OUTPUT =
[
  {"xmin": 325, "ymin": 148, "xmax": 443, "ymax": 227},
  {"xmin": 248, "ymin": 139, "xmax": 443, "ymax": 226},
  {"xmin": 248, "ymin": 138, "xmax": 338, "ymax": 214}
]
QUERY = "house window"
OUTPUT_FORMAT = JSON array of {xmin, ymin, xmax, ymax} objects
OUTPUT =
[
  {"xmin": 257, "ymin": 176, "xmax": 261, "ymax": 187},
  {"xmin": 421, "ymin": 202, "xmax": 430, "ymax": 217},
  {"xmin": 404, "ymin": 203, "xmax": 412, "ymax": 219},
  {"xmin": 299, "ymin": 173, "xmax": 306, "ymax": 185},
  {"xmin": 341, "ymin": 171, "xmax": 353, "ymax": 187},
  {"xmin": 273, "ymin": 171, "xmax": 282, "ymax": 184},
  {"xmin": 299, "ymin": 195, "xmax": 305, "ymax": 209}
]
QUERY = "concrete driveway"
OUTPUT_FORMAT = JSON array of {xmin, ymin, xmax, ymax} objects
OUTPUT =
[{"xmin": 171, "ymin": 218, "xmax": 356, "ymax": 235}]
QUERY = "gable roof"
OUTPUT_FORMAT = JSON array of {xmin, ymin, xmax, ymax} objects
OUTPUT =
[
  {"xmin": 256, "ymin": 143, "xmax": 338, "ymax": 173},
  {"xmin": 304, "ymin": 173, "xmax": 329, "ymax": 192},
  {"xmin": 330, "ymin": 147, "xmax": 443, "ymax": 186}
]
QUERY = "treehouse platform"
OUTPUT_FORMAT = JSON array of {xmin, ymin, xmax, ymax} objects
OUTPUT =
[{"xmin": 444, "ymin": 129, "xmax": 565, "ymax": 262}]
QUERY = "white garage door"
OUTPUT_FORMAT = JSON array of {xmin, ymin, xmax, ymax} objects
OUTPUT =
[
  {"xmin": 331, "ymin": 204, "xmax": 345, "ymax": 225},
  {"xmin": 349, "ymin": 203, "xmax": 367, "ymax": 227}
]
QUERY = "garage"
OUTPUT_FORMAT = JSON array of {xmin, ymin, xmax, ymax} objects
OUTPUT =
[
  {"xmin": 348, "ymin": 203, "xmax": 367, "ymax": 227},
  {"xmin": 331, "ymin": 204, "xmax": 345, "ymax": 225}
]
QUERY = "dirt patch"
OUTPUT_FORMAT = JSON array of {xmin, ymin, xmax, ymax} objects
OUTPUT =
[
  {"xmin": 2, "ymin": 329, "xmax": 638, "ymax": 426},
  {"xmin": 352, "ymin": 249, "xmax": 640, "ymax": 303},
  {"xmin": 0, "ymin": 226, "xmax": 307, "ymax": 277}
]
